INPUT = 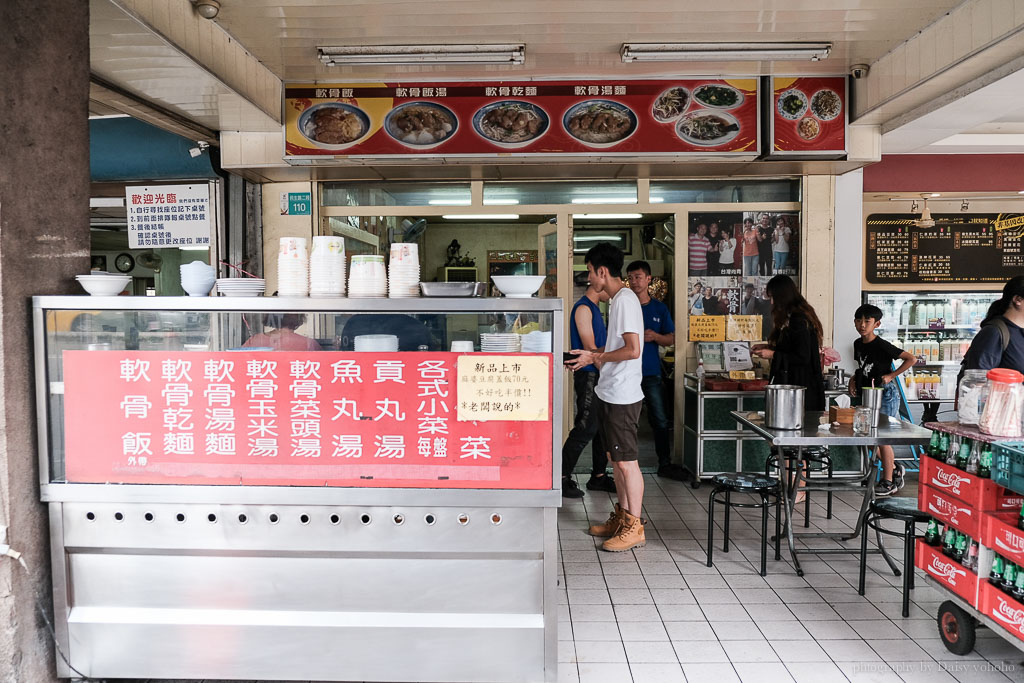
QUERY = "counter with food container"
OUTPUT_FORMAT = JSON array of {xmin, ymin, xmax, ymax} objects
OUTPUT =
[{"xmin": 34, "ymin": 295, "xmax": 562, "ymax": 683}]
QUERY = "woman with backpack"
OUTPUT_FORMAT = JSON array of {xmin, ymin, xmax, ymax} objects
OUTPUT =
[{"xmin": 962, "ymin": 276, "xmax": 1024, "ymax": 374}]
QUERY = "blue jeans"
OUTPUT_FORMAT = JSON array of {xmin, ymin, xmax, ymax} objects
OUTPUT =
[
  {"xmin": 743, "ymin": 255, "xmax": 759, "ymax": 276},
  {"xmin": 562, "ymin": 371, "xmax": 607, "ymax": 477},
  {"xmin": 881, "ymin": 381, "xmax": 901, "ymax": 417},
  {"xmin": 641, "ymin": 375, "xmax": 672, "ymax": 467},
  {"xmin": 773, "ymin": 251, "xmax": 788, "ymax": 272}
]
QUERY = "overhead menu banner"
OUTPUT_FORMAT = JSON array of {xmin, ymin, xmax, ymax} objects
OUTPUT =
[
  {"xmin": 865, "ymin": 213, "xmax": 1024, "ymax": 284},
  {"xmin": 283, "ymin": 79, "xmax": 759, "ymax": 159},
  {"xmin": 125, "ymin": 184, "xmax": 212, "ymax": 249},
  {"xmin": 769, "ymin": 76, "xmax": 847, "ymax": 157}
]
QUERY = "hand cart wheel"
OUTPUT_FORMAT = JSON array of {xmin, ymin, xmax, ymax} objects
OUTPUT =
[{"xmin": 937, "ymin": 600, "xmax": 977, "ymax": 655}]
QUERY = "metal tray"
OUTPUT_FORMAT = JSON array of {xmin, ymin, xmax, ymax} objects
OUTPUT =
[{"xmin": 419, "ymin": 282, "xmax": 485, "ymax": 297}]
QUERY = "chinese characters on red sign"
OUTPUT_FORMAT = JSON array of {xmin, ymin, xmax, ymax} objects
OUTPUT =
[{"xmin": 62, "ymin": 352, "xmax": 553, "ymax": 489}]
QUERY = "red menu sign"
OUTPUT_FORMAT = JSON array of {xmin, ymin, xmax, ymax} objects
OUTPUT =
[
  {"xmin": 769, "ymin": 76, "xmax": 847, "ymax": 156},
  {"xmin": 62, "ymin": 351, "xmax": 553, "ymax": 489},
  {"xmin": 284, "ymin": 79, "xmax": 759, "ymax": 158}
]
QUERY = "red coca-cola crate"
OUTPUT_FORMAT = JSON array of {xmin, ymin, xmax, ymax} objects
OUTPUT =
[
  {"xmin": 915, "ymin": 539, "xmax": 980, "ymax": 607},
  {"xmin": 920, "ymin": 456, "xmax": 1023, "ymax": 511},
  {"xmin": 982, "ymin": 511, "xmax": 1024, "ymax": 566},
  {"xmin": 979, "ymin": 581, "xmax": 1024, "ymax": 643},
  {"xmin": 918, "ymin": 484, "xmax": 981, "ymax": 538}
]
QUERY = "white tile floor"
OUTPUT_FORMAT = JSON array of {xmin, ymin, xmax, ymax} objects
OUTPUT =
[{"xmin": 557, "ymin": 473, "xmax": 1024, "ymax": 683}]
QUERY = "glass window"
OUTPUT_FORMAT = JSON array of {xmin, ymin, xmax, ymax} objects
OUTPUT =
[
  {"xmin": 650, "ymin": 179, "xmax": 800, "ymax": 204},
  {"xmin": 483, "ymin": 181, "xmax": 637, "ymax": 206},
  {"xmin": 321, "ymin": 182, "xmax": 472, "ymax": 207}
]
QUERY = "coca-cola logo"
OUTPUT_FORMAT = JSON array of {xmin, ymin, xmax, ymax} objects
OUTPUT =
[
  {"xmin": 993, "ymin": 597, "xmax": 1024, "ymax": 633},
  {"xmin": 995, "ymin": 532, "xmax": 1024, "ymax": 557},
  {"xmin": 1004, "ymin": 497, "xmax": 1024, "ymax": 509},
  {"xmin": 928, "ymin": 556, "xmax": 967, "ymax": 583},
  {"xmin": 933, "ymin": 468, "xmax": 968, "ymax": 494},
  {"xmin": 927, "ymin": 497, "xmax": 970, "ymax": 526}
]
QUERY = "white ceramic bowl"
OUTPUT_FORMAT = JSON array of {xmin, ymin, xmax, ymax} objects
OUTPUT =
[
  {"xmin": 182, "ymin": 279, "xmax": 215, "ymax": 297},
  {"xmin": 76, "ymin": 275, "xmax": 130, "ymax": 296},
  {"xmin": 491, "ymin": 275, "xmax": 546, "ymax": 298}
]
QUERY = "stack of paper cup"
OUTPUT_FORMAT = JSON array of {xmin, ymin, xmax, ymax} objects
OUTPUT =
[
  {"xmin": 388, "ymin": 242, "xmax": 421, "ymax": 298},
  {"xmin": 348, "ymin": 254, "xmax": 388, "ymax": 297},
  {"xmin": 278, "ymin": 237, "xmax": 309, "ymax": 296},
  {"xmin": 309, "ymin": 235, "xmax": 346, "ymax": 297}
]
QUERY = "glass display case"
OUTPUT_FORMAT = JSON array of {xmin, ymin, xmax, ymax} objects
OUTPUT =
[
  {"xmin": 34, "ymin": 296, "xmax": 561, "ymax": 683},
  {"xmin": 863, "ymin": 291, "xmax": 1000, "ymax": 402}
]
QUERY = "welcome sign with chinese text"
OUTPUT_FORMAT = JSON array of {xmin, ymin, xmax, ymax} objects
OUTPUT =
[
  {"xmin": 125, "ymin": 184, "xmax": 212, "ymax": 249},
  {"xmin": 62, "ymin": 351, "xmax": 553, "ymax": 489}
]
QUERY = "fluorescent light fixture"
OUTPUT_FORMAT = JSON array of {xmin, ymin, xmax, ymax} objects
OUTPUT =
[
  {"xmin": 574, "ymin": 235, "xmax": 622, "ymax": 242},
  {"xmin": 649, "ymin": 196, "xmax": 665, "ymax": 203},
  {"xmin": 88, "ymin": 114, "xmax": 130, "ymax": 120},
  {"xmin": 319, "ymin": 44, "xmax": 525, "ymax": 66},
  {"xmin": 621, "ymin": 42, "xmax": 832, "ymax": 62},
  {"xmin": 442, "ymin": 214, "xmax": 520, "ymax": 220},
  {"xmin": 930, "ymin": 193, "xmax": 942, "ymax": 197},
  {"xmin": 428, "ymin": 199, "xmax": 472, "ymax": 205},
  {"xmin": 90, "ymin": 197, "xmax": 125, "ymax": 208},
  {"xmin": 483, "ymin": 198, "xmax": 520, "ymax": 205},
  {"xmin": 571, "ymin": 197, "xmax": 637, "ymax": 204},
  {"xmin": 179, "ymin": 246, "xmax": 210, "ymax": 251},
  {"xmin": 572, "ymin": 213, "xmax": 643, "ymax": 219}
]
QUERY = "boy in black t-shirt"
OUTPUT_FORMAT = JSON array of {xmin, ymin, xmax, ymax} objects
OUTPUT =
[{"xmin": 849, "ymin": 304, "xmax": 917, "ymax": 496}]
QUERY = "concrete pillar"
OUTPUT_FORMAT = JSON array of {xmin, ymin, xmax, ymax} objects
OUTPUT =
[{"xmin": 0, "ymin": 1, "xmax": 91, "ymax": 681}]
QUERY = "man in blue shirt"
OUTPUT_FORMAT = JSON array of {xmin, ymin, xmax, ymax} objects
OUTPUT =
[
  {"xmin": 560, "ymin": 283, "xmax": 616, "ymax": 498},
  {"xmin": 626, "ymin": 261, "xmax": 685, "ymax": 480}
]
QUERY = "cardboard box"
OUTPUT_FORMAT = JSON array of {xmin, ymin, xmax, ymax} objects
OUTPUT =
[
  {"xmin": 919, "ymin": 484, "xmax": 981, "ymax": 538},
  {"xmin": 979, "ymin": 581, "xmax": 1024, "ymax": 643},
  {"xmin": 915, "ymin": 539, "xmax": 980, "ymax": 607},
  {"xmin": 920, "ymin": 456, "xmax": 1024, "ymax": 511}
]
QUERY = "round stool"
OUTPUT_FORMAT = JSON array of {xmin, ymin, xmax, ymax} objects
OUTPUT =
[
  {"xmin": 766, "ymin": 446, "xmax": 834, "ymax": 526},
  {"xmin": 706, "ymin": 473, "xmax": 781, "ymax": 577},
  {"xmin": 858, "ymin": 496, "xmax": 930, "ymax": 617}
]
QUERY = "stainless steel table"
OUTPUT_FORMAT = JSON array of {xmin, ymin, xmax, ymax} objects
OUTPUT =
[{"xmin": 729, "ymin": 411, "xmax": 932, "ymax": 576}]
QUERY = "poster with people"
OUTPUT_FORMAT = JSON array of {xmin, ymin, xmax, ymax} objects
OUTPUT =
[{"xmin": 686, "ymin": 211, "xmax": 800, "ymax": 341}]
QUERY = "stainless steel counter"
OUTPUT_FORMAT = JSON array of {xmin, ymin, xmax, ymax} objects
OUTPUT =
[{"xmin": 731, "ymin": 410, "xmax": 934, "ymax": 447}]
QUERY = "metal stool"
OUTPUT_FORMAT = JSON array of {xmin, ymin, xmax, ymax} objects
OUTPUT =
[
  {"xmin": 706, "ymin": 473, "xmax": 781, "ymax": 576},
  {"xmin": 766, "ymin": 446, "xmax": 834, "ymax": 527},
  {"xmin": 858, "ymin": 496, "xmax": 930, "ymax": 617}
]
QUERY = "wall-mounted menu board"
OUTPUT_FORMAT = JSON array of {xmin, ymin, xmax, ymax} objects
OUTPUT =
[
  {"xmin": 283, "ymin": 79, "xmax": 759, "ymax": 159},
  {"xmin": 865, "ymin": 213, "xmax": 1024, "ymax": 284}
]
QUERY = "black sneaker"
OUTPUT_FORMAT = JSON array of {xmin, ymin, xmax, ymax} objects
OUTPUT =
[
  {"xmin": 874, "ymin": 480, "xmax": 897, "ymax": 497},
  {"xmin": 562, "ymin": 477, "xmax": 585, "ymax": 499},
  {"xmin": 586, "ymin": 474, "xmax": 617, "ymax": 492},
  {"xmin": 893, "ymin": 463, "xmax": 906, "ymax": 491},
  {"xmin": 657, "ymin": 463, "xmax": 689, "ymax": 482}
]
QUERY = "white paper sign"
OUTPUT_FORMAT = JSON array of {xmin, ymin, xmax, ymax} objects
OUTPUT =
[
  {"xmin": 723, "ymin": 342, "xmax": 753, "ymax": 371},
  {"xmin": 697, "ymin": 343, "xmax": 725, "ymax": 372},
  {"xmin": 126, "ymin": 184, "xmax": 212, "ymax": 249}
]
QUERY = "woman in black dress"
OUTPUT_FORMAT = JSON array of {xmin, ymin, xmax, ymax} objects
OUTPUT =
[{"xmin": 752, "ymin": 275, "xmax": 825, "ymax": 411}]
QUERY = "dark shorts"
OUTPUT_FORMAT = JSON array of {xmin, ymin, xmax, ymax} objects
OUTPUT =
[{"xmin": 596, "ymin": 397, "xmax": 643, "ymax": 462}]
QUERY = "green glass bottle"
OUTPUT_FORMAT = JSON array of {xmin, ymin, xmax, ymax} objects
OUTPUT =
[
  {"xmin": 1004, "ymin": 562, "xmax": 1019, "ymax": 594},
  {"xmin": 1019, "ymin": 499, "xmax": 1024, "ymax": 532},
  {"xmin": 979, "ymin": 443, "xmax": 993, "ymax": 479},
  {"xmin": 924, "ymin": 519, "xmax": 941, "ymax": 546},
  {"xmin": 991, "ymin": 555, "xmax": 1005, "ymax": 586},
  {"xmin": 938, "ymin": 432, "xmax": 951, "ymax": 462},
  {"xmin": 927, "ymin": 430, "xmax": 941, "ymax": 458},
  {"xmin": 942, "ymin": 527, "xmax": 957, "ymax": 557},
  {"xmin": 1013, "ymin": 570, "xmax": 1024, "ymax": 601},
  {"xmin": 953, "ymin": 533, "xmax": 967, "ymax": 562},
  {"xmin": 956, "ymin": 438, "xmax": 973, "ymax": 470}
]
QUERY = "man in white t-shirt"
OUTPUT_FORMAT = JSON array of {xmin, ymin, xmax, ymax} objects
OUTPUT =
[{"xmin": 568, "ymin": 242, "xmax": 646, "ymax": 552}]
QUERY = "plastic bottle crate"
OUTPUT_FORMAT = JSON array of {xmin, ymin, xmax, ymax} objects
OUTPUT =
[{"xmin": 992, "ymin": 441, "xmax": 1024, "ymax": 496}]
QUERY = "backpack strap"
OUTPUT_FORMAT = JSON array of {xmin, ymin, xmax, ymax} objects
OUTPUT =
[{"xmin": 993, "ymin": 317, "xmax": 1012, "ymax": 354}]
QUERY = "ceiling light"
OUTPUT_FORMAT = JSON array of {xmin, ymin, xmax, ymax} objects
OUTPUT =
[
  {"xmin": 318, "ymin": 44, "xmax": 525, "ymax": 66},
  {"xmin": 649, "ymin": 197, "xmax": 665, "ymax": 203},
  {"xmin": 192, "ymin": 0, "xmax": 220, "ymax": 20},
  {"xmin": 930, "ymin": 193, "xmax": 941, "ymax": 197},
  {"xmin": 482, "ymin": 198, "xmax": 520, "ymax": 205},
  {"xmin": 572, "ymin": 213, "xmax": 643, "ymax": 219},
  {"xmin": 571, "ymin": 197, "xmax": 637, "ymax": 204},
  {"xmin": 428, "ymin": 199, "xmax": 471, "ymax": 206},
  {"xmin": 621, "ymin": 42, "xmax": 831, "ymax": 63},
  {"xmin": 441, "ymin": 214, "xmax": 520, "ymax": 220}
]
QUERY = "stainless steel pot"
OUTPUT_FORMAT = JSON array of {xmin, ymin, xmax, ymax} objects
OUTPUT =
[{"xmin": 764, "ymin": 384, "xmax": 806, "ymax": 430}]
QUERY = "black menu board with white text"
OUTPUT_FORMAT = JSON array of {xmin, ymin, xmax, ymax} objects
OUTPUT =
[{"xmin": 865, "ymin": 214, "xmax": 1024, "ymax": 284}]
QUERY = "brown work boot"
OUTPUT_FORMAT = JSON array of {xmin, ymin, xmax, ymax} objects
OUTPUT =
[
  {"xmin": 601, "ymin": 511, "xmax": 646, "ymax": 552},
  {"xmin": 588, "ymin": 504, "xmax": 624, "ymax": 538}
]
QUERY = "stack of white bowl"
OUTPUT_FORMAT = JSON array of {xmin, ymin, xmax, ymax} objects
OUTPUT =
[
  {"xmin": 521, "ymin": 331, "xmax": 553, "ymax": 352},
  {"xmin": 354, "ymin": 334, "xmax": 399, "ymax": 352},
  {"xmin": 76, "ymin": 272, "xmax": 132, "ymax": 296},
  {"xmin": 387, "ymin": 242, "xmax": 421, "ymax": 298},
  {"xmin": 480, "ymin": 333, "xmax": 521, "ymax": 352},
  {"xmin": 309, "ymin": 235, "xmax": 346, "ymax": 297},
  {"xmin": 348, "ymin": 255, "xmax": 388, "ymax": 298},
  {"xmin": 278, "ymin": 237, "xmax": 309, "ymax": 296},
  {"xmin": 216, "ymin": 278, "xmax": 266, "ymax": 297},
  {"xmin": 451, "ymin": 340, "xmax": 475, "ymax": 352},
  {"xmin": 180, "ymin": 261, "xmax": 216, "ymax": 297}
]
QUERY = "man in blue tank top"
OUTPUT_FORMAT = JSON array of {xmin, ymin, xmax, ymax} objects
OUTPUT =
[
  {"xmin": 626, "ymin": 261, "xmax": 685, "ymax": 480},
  {"xmin": 561, "ymin": 283, "xmax": 615, "ymax": 498}
]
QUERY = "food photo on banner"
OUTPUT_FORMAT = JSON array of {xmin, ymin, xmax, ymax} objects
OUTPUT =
[
  {"xmin": 686, "ymin": 211, "xmax": 799, "ymax": 341},
  {"xmin": 283, "ymin": 79, "xmax": 760, "ymax": 158},
  {"xmin": 770, "ymin": 75, "xmax": 847, "ymax": 157}
]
